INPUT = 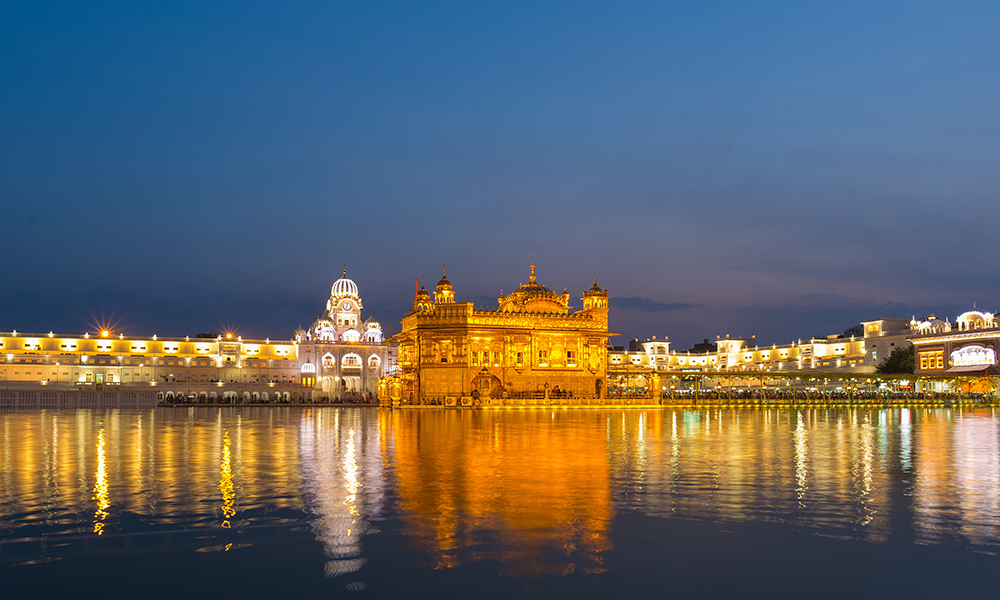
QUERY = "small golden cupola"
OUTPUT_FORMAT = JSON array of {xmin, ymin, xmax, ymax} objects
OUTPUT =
[
  {"xmin": 413, "ymin": 277, "xmax": 433, "ymax": 312},
  {"xmin": 581, "ymin": 274, "xmax": 608, "ymax": 311},
  {"xmin": 434, "ymin": 265, "xmax": 455, "ymax": 304}
]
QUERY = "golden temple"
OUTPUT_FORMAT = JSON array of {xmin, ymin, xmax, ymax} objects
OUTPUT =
[{"xmin": 381, "ymin": 264, "xmax": 613, "ymax": 406}]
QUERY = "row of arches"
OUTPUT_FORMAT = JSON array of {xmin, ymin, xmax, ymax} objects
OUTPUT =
[
  {"xmin": 314, "ymin": 326, "xmax": 365, "ymax": 343},
  {"xmin": 302, "ymin": 353, "xmax": 381, "ymax": 373},
  {"xmin": 159, "ymin": 390, "xmax": 296, "ymax": 403}
]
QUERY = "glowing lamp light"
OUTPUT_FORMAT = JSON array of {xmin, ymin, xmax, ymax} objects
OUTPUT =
[{"xmin": 101, "ymin": 330, "xmax": 109, "ymax": 338}]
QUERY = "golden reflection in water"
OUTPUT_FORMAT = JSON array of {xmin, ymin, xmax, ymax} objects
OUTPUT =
[
  {"xmin": 857, "ymin": 415, "xmax": 876, "ymax": 528},
  {"xmin": 220, "ymin": 430, "xmax": 235, "ymax": 528},
  {"xmin": 42, "ymin": 414, "xmax": 59, "ymax": 511},
  {"xmin": 389, "ymin": 410, "xmax": 613, "ymax": 576},
  {"xmin": 955, "ymin": 415, "xmax": 1000, "ymax": 544},
  {"xmin": 93, "ymin": 429, "xmax": 109, "ymax": 535},
  {"xmin": 793, "ymin": 412, "xmax": 808, "ymax": 506},
  {"xmin": 3, "ymin": 407, "xmax": 1000, "ymax": 568}
]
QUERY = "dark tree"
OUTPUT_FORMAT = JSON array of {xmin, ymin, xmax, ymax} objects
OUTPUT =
[
  {"xmin": 843, "ymin": 324, "xmax": 864, "ymax": 338},
  {"xmin": 876, "ymin": 345, "xmax": 915, "ymax": 374},
  {"xmin": 195, "ymin": 332, "xmax": 219, "ymax": 338}
]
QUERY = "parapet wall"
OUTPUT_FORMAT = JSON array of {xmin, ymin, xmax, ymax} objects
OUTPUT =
[{"xmin": 0, "ymin": 387, "xmax": 159, "ymax": 409}]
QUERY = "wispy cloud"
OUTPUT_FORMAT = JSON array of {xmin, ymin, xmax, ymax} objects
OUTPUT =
[{"xmin": 612, "ymin": 297, "xmax": 700, "ymax": 313}]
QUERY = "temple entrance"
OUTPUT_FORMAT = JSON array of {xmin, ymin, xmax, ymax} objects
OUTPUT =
[{"xmin": 342, "ymin": 376, "xmax": 361, "ymax": 393}]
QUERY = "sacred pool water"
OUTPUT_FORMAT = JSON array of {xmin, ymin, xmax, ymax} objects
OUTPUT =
[{"xmin": 2, "ymin": 407, "xmax": 999, "ymax": 598}]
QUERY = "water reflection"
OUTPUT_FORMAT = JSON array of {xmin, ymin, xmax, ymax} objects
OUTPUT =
[
  {"xmin": 914, "ymin": 411, "xmax": 1000, "ymax": 546},
  {"xmin": 219, "ymin": 430, "xmax": 235, "ymax": 529},
  {"xmin": 298, "ymin": 409, "xmax": 385, "ymax": 577},
  {"xmin": 1, "ymin": 407, "xmax": 1000, "ymax": 576},
  {"xmin": 386, "ymin": 410, "xmax": 613, "ymax": 575},
  {"xmin": 93, "ymin": 429, "xmax": 109, "ymax": 535}
]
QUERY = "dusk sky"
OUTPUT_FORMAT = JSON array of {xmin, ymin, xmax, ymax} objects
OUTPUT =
[{"xmin": 3, "ymin": 1, "xmax": 999, "ymax": 349}]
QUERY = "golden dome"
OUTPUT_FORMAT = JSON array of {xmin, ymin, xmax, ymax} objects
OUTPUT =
[
  {"xmin": 436, "ymin": 264, "xmax": 452, "ymax": 291},
  {"xmin": 588, "ymin": 274, "xmax": 604, "ymax": 295},
  {"xmin": 498, "ymin": 264, "xmax": 567, "ymax": 314}
]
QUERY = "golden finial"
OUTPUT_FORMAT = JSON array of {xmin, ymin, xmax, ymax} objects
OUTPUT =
[
  {"xmin": 529, "ymin": 262, "xmax": 536, "ymax": 284},
  {"xmin": 343, "ymin": 264, "xmax": 347, "ymax": 277}
]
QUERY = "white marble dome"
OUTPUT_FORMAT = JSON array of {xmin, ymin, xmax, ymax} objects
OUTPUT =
[{"xmin": 330, "ymin": 272, "xmax": 360, "ymax": 300}]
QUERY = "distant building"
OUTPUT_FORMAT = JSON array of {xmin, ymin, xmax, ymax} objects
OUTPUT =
[
  {"xmin": 609, "ymin": 307, "xmax": 1000, "ymax": 396},
  {"xmin": 1, "ymin": 269, "xmax": 388, "ymax": 403},
  {"xmin": 384, "ymin": 264, "xmax": 612, "ymax": 405},
  {"xmin": 620, "ymin": 331, "xmax": 872, "ymax": 376},
  {"xmin": 911, "ymin": 310, "xmax": 998, "ymax": 387}
]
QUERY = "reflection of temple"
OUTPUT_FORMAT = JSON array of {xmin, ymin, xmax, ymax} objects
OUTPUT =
[
  {"xmin": 385, "ymin": 410, "xmax": 613, "ymax": 575},
  {"xmin": 297, "ymin": 408, "xmax": 386, "ymax": 577},
  {"xmin": 386, "ymin": 264, "xmax": 612, "ymax": 405}
]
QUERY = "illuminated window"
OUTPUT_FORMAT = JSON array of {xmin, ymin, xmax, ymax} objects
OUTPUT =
[{"xmin": 471, "ymin": 351, "xmax": 478, "ymax": 366}]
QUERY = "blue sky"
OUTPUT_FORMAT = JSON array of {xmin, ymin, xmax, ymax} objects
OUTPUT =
[{"xmin": 3, "ymin": 1, "xmax": 998, "ymax": 348}]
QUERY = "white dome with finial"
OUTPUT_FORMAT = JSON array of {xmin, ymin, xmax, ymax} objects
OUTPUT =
[{"xmin": 330, "ymin": 266, "xmax": 360, "ymax": 300}]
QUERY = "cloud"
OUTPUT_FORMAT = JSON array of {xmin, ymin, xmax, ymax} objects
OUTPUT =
[{"xmin": 612, "ymin": 297, "xmax": 701, "ymax": 313}]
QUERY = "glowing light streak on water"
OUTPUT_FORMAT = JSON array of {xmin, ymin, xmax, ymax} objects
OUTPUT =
[
  {"xmin": 345, "ymin": 429, "xmax": 359, "ymax": 518},
  {"xmin": 793, "ymin": 412, "xmax": 808, "ymax": 507},
  {"xmin": 220, "ymin": 430, "xmax": 235, "ymax": 528},
  {"xmin": 858, "ymin": 416, "xmax": 876, "ymax": 528},
  {"xmin": 93, "ymin": 429, "xmax": 109, "ymax": 535},
  {"xmin": 900, "ymin": 409, "xmax": 912, "ymax": 473}
]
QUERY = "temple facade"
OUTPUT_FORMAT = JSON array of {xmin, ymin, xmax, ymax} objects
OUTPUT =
[
  {"xmin": 384, "ymin": 265, "xmax": 612, "ymax": 406},
  {"xmin": 295, "ymin": 269, "xmax": 389, "ymax": 399}
]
